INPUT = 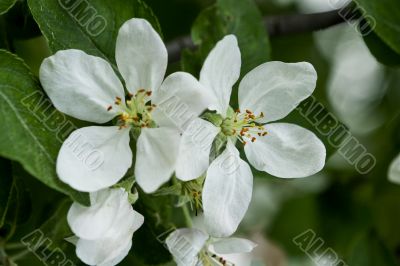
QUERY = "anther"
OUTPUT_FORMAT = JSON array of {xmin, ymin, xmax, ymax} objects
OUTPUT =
[{"xmin": 107, "ymin": 105, "xmax": 112, "ymax": 111}]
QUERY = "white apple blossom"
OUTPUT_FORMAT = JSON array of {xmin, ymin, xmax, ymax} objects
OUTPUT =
[
  {"xmin": 166, "ymin": 228, "xmax": 257, "ymax": 266},
  {"xmin": 175, "ymin": 35, "xmax": 326, "ymax": 237},
  {"xmin": 388, "ymin": 153, "xmax": 400, "ymax": 184},
  {"xmin": 40, "ymin": 18, "xmax": 209, "ymax": 193},
  {"xmin": 67, "ymin": 188, "xmax": 144, "ymax": 266}
]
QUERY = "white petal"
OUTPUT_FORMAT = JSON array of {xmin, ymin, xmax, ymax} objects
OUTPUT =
[
  {"xmin": 57, "ymin": 126, "xmax": 132, "ymax": 192},
  {"xmin": 76, "ymin": 189, "xmax": 144, "ymax": 266},
  {"xmin": 116, "ymin": 18, "xmax": 167, "ymax": 93},
  {"xmin": 203, "ymin": 140, "xmax": 253, "ymax": 237},
  {"xmin": 239, "ymin": 61, "xmax": 317, "ymax": 123},
  {"xmin": 40, "ymin": 49, "xmax": 125, "ymax": 123},
  {"xmin": 175, "ymin": 119, "xmax": 220, "ymax": 181},
  {"xmin": 152, "ymin": 72, "xmax": 212, "ymax": 130},
  {"xmin": 98, "ymin": 240, "xmax": 132, "ymax": 266},
  {"xmin": 76, "ymin": 238, "xmax": 130, "ymax": 266},
  {"xmin": 67, "ymin": 189, "xmax": 125, "ymax": 240},
  {"xmin": 245, "ymin": 123, "xmax": 326, "ymax": 178},
  {"xmin": 211, "ymin": 238, "xmax": 257, "ymax": 254},
  {"xmin": 166, "ymin": 228, "xmax": 208, "ymax": 266},
  {"xmin": 200, "ymin": 35, "xmax": 241, "ymax": 116},
  {"xmin": 135, "ymin": 127, "xmax": 180, "ymax": 193},
  {"xmin": 388, "ymin": 153, "xmax": 400, "ymax": 185}
]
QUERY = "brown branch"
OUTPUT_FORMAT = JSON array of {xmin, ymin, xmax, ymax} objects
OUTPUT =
[{"xmin": 166, "ymin": 5, "xmax": 357, "ymax": 63}]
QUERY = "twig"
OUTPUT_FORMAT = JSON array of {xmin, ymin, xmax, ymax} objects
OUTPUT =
[{"xmin": 166, "ymin": 5, "xmax": 356, "ymax": 62}]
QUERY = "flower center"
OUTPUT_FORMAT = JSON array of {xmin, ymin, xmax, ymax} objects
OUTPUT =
[
  {"xmin": 199, "ymin": 251, "xmax": 235, "ymax": 266},
  {"xmin": 181, "ymin": 180, "xmax": 203, "ymax": 216},
  {"xmin": 220, "ymin": 109, "xmax": 267, "ymax": 145},
  {"xmin": 108, "ymin": 89, "xmax": 156, "ymax": 129}
]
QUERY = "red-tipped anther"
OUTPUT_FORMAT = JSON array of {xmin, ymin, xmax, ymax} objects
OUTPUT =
[
  {"xmin": 251, "ymin": 137, "xmax": 256, "ymax": 142},
  {"xmin": 128, "ymin": 92, "xmax": 133, "ymax": 98},
  {"xmin": 246, "ymin": 109, "xmax": 252, "ymax": 114},
  {"xmin": 262, "ymin": 132, "xmax": 268, "ymax": 136},
  {"xmin": 138, "ymin": 89, "xmax": 145, "ymax": 93},
  {"xmin": 146, "ymin": 91, "xmax": 152, "ymax": 96},
  {"xmin": 107, "ymin": 105, "xmax": 112, "ymax": 111}
]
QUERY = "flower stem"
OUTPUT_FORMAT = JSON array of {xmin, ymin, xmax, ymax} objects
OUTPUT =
[
  {"xmin": 4, "ymin": 242, "xmax": 26, "ymax": 250},
  {"xmin": 10, "ymin": 249, "xmax": 31, "ymax": 261},
  {"xmin": 181, "ymin": 203, "xmax": 193, "ymax": 227}
]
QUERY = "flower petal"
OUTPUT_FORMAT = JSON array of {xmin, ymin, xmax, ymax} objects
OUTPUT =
[
  {"xmin": 200, "ymin": 35, "xmax": 241, "ymax": 116},
  {"xmin": 203, "ymin": 140, "xmax": 253, "ymax": 237},
  {"xmin": 135, "ymin": 127, "xmax": 180, "ymax": 193},
  {"xmin": 40, "ymin": 49, "xmax": 125, "ymax": 123},
  {"xmin": 152, "ymin": 72, "xmax": 212, "ymax": 130},
  {"xmin": 98, "ymin": 240, "xmax": 132, "ymax": 266},
  {"xmin": 67, "ymin": 189, "xmax": 125, "ymax": 240},
  {"xmin": 116, "ymin": 18, "xmax": 167, "ymax": 93},
  {"xmin": 388, "ymin": 153, "xmax": 400, "ymax": 185},
  {"xmin": 57, "ymin": 126, "xmax": 132, "ymax": 192},
  {"xmin": 244, "ymin": 123, "xmax": 326, "ymax": 178},
  {"xmin": 175, "ymin": 118, "xmax": 220, "ymax": 181},
  {"xmin": 76, "ymin": 209, "xmax": 142, "ymax": 266},
  {"xmin": 238, "ymin": 61, "xmax": 317, "ymax": 123},
  {"xmin": 75, "ymin": 189, "xmax": 144, "ymax": 266},
  {"xmin": 166, "ymin": 228, "xmax": 208, "ymax": 266},
  {"xmin": 76, "ymin": 238, "xmax": 132, "ymax": 266},
  {"xmin": 210, "ymin": 238, "xmax": 257, "ymax": 254}
]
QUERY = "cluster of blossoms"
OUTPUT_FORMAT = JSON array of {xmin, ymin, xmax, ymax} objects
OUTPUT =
[{"xmin": 40, "ymin": 17, "xmax": 326, "ymax": 265}]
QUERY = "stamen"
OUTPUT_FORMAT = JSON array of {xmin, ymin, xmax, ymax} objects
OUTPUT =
[
  {"xmin": 220, "ymin": 109, "xmax": 268, "ymax": 145},
  {"xmin": 113, "ymin": 90, "xmax": 155, "ymax": 130}
]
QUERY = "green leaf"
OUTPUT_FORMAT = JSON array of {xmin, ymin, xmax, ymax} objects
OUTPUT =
[
  {"xmin": 0, "ymin": 158, "xmax": 13, "ymax": 228},
  {"xmin": 0, "ymin": 0, "xmax": 16, "ymax": 15},
  {"xmin": 363, "ymin": 29, "xmax": 400, "ymax": 67},
  {"xmin": 0, "ymin": 50, "xmax": 88, "ymax": 205},
  {"xmin": 0, "ymin": 160, "xmax": 32, "ymax": 241},
  {"xmin": 27, "ymin": 0, "xmax": 161, "ymax": 66},
  {"xmin": 182, "ymin": 0, "xmax": 270, "ymax": 78},
  {"xmin": 348, "ymin": 231, "xmax": 397, "ymax": 266},
  {"xmin": 18, "ymin": 199, "xmax": 81, "ymax": 265},
  {"xmin": 356, "ymin": 0, "xmax": 400, "ymax": 55}
]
